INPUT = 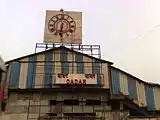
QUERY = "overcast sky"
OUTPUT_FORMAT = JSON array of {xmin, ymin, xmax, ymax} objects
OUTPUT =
[{"xmin": 1, "ymin": 0, "xmax": 160, "ymax": 84}]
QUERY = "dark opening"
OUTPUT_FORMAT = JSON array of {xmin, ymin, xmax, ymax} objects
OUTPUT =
[
  {"xmin": 123, "ymin": 104, "xmax": 129, "ymax": 110},
  {"xmin": 129, "ymin": 109, "xmax": 144, "ymax": 116},
  {"xmin": 1, "ymin": 101, "xmax": 6, "ymax": 112},
  {"xmin": 46, "ymin": 113, "xmax": 57, "ymax": 116},
  {"xmin": 86, "ymin": 100, "xmax": 101, "ymax": 105},
  {"xmin": 111, "ymin": 101, "xmax": 120, "ymax": 110},
  {"xmin": 49, "ymin": 100, "xmax": 57, "ymax": 105},
  {"xmin": 64, "ymin": 99, "xmax": 79, "ymax": 105}
]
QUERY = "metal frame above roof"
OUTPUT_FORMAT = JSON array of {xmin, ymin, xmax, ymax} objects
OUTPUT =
[
  {"xmin": 35, "ymin": 43, "xmax": 102, "ymax": 59},
  {"xmin": 5, "ymin": 46, "xmax": 113, "ymax": 65}
]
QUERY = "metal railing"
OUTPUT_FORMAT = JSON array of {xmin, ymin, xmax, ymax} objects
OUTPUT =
[{"xmin": 35, "ymin": 43, "xmax": 101, "ymax": 59}]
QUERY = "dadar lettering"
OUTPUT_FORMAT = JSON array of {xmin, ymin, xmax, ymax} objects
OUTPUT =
[{"xmin": 66, "ymin": 79, "xmax": 86, "ymax": 84}]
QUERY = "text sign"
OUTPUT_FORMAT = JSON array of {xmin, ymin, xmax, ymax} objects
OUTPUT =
[{"xmin": 55, "ymin": 74, "xmax": 97, "ymax": 84}]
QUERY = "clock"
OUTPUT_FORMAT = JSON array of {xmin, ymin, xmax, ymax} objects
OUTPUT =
[{"xmin": 48, "ymin": 14, "xmax": 76, "ymax": 38}]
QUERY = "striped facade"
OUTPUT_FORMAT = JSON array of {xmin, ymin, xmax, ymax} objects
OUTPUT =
[
  {"xmin": 153, "ymin": 86, "xmax": 160, "ymax": 111},
  {"xmin": 110, "ymin": 67, "xmax": 160, "ymax": 111},
  {"xmin": 2, "ymin": 46, "xmax": 160, "ymax": 118},
  {"xmin": 6, "ymin": 47, "xmax": 110, "ymax": 89}
]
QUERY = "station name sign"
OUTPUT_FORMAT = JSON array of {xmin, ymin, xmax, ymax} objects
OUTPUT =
[{"xmin": 55, "ymin": 74, "xmax": 97, "ymax": 84}]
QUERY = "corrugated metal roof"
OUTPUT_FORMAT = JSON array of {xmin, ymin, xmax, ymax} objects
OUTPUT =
[
  {"xmin": 111, "ymin": 66, "xmax": 160, "ymax": 87},
  {"xmin": 5, "ymin": 46, "xmax": 113, "ymax": 65}
]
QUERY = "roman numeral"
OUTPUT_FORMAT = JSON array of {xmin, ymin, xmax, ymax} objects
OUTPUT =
[
  {"xmin": 49, "ymin": 24, "xmax": 54, "ymax": 27},
  {"xmin": 69, "ymin": 21, "xmax": 74, "ymax": 24},
  {"xmin": 50, "ymin": 28, "xmax": 54, "ymax": 32}
]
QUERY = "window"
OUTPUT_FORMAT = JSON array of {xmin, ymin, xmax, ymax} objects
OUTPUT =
[
  {"xmin": 64, "ymin": 99, "xmax": 79, "ymax": 105},
  {"xmin": 86, "ymin": 100, "xmax": 101, "ymax": 105},
  {"xmin": 1, "ymin": 101, "xmax": 6, "ymax": 112},
  {"xmin": 49, "ymin": 100, "xmax": 57, "ymax": 105}
]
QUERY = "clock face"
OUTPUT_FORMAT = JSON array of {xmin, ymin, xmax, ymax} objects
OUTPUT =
[{"xmin": 48, "ymin": 14, "xmax": 76, "ymax": 37}]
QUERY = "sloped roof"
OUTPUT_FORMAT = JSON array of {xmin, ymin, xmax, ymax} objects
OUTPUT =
[
  {"xmin": 111, "ymin": 66, "xmax": 160, "ymax": 87},
  {"xmin": 5, "ymin": 46, "xmax": 113, "ymax": 64}
]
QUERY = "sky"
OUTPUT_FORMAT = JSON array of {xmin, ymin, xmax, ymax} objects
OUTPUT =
[{"xmin": 1, "ymin": 0, "xmax": 160, "ymax": 84}]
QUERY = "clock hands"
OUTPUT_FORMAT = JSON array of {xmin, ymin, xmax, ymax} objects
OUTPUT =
[
  {"xmin": 59, "ymin": 22, "xmax": 64, "ymax": 38},
  {"xmin": 48, "ymin": 14, "xmax": 76, "ymax": 39},
  {"xmin": 60, "ymin": 22, "xmax": 64, "ymax": 32}
]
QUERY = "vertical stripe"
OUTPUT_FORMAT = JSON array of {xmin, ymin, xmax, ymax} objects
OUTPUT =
[
  {"xmin": 19, "ymin": 58, "xmax": 29, "ymax": 89},
  {"xmin": 83, "ymin": 56, "xmax": 92, "ymax": 74},
  {"xmin": 127, "ymin": 77, "xmax": 137, "ymax": 100},
  {"xmin": 6, "ymin": 64, "xmax": 11, "ymax": 86},
  {"xmin": 153, "ymin": 87, "xmax": 160, "ymax": 110},
  {"xmin": 35, "ymin": 54, "xmax": 45, "ymax": 88},
  {"xmin": 102, "ymin": 63, "xmax": 109, "ymax": 88},
  {"xmin": 145, "ymin": 85, "xmax": 155, "ymax": 110},
  {"xmin": 68, "ymin": 51, "xmax": 75, "ymax": 73},
  {"xmin": 26, "ymin": 55, "xmax": 37, "ymax": 88},
  {"xmin": 9, "ymin": 62, "xmax": 21, "ymax": 88},
  {"xmin": 54, "ymin": 50, "xmax": 61, "ymax": 73},
  {"xmin": 119, "ymin": 72, "xmax": 128, "ymax": 95},
  {"xmin": 52, "ymin": 52, "xmax": 55, "ymax": 85},
  {"xmin": 1, "ymin": 72, "xmax": 6, "ymax": 86},
  {"xmin": 5, "ymin": 64, "xmax": 11, "ymax": 100},
  {"xmin": 93, "ymin": 59, "xmax": 101, "ymax": 85},
  {"xmin": 44, "ymin": 51, "xmax": 53, "ymax": 88},
  {"xmin": 111, "ymin": 68, "xmax": 120, "ymax": 94},
  {"xmin": 136, "ymin": 81, "xmax": 147, "ymax": 107},
  {"xmin": 61, "ymin": 49, "xmax": 69, "ymax": 74},
  {"xmin": 75, "ymin": 53, "xmax": 84, "ymax": 73}
]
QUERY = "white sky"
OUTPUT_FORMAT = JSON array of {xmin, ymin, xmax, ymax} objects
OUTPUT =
[{"xmin": 1, "ymin": 0, "xmax": 160, "ymax": 84}]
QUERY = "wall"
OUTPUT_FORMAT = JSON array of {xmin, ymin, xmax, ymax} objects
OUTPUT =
[
  {"xmin": 2, "ymin": 91, "xmax": 111, "ymax": 120},
  {"xmin": 1, "ymin": 110, "xmax": 160, "ymax": 120},
  {"xmin": 6, "ymin": 48, "xmax": 109, "ymax": 89},
  {"xmin": 110, "ymin": 67, "xmax": 160, "ymax": 111},
  {"xmin": 0, "ymin": 114, "xmax": 27, "ymax": 120}
]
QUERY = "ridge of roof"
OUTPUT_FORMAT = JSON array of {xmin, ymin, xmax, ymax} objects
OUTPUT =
[{"xmin": 5, "ymin": 46, "xmax": 113, "ymax": 64}]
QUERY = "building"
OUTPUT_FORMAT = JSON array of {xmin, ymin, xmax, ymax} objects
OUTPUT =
[
  {"xmin": 0, "ymin": 9, "xmax": 160, "ymax": 120},
  {"xmin": 0, "ymin": 44, "xmax": 159, "ymax": 120}
]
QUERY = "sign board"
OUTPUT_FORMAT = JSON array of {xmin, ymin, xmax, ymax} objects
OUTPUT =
[
  {"xmin": 44, "ymin": 10, "xmax": 82, "ymax": 44},
  {"xmin": 55, "ymin": 74, "xmax": 97, "ymax": 84}
]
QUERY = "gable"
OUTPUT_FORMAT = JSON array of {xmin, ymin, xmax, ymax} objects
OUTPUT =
[
  {"xmin": 5, "ymin": 46, "xmax": 113, "ymax": 64},
  {"xmin": 6, "ymin": 48, "xmax": 110, "ymax": 89}
]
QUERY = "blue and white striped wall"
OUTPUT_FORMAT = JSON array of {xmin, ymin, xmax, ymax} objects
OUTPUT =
[
  {"xmin": 110, "ymin": 67, "xmax": 160, "ymax": 111},
  {"xmin": 6, "ymin": 48, "xmax": 110, "ymax": 89}
]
